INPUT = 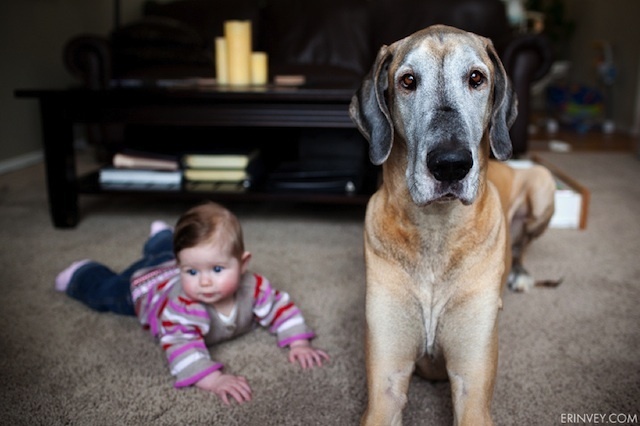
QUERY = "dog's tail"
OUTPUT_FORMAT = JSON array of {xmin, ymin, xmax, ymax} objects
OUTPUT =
[{"xmin": 535, "ymin": 277, "xmax": 563, "ymax": 288}]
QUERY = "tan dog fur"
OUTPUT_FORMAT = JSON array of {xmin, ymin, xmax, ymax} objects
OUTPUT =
[
  {"xmin": 488, "ymin": 162, "xmax": 557, "ymax": 291},
  {"xmin": 349, "ymin": 25, "xmax": 556, "ymax": 425}
]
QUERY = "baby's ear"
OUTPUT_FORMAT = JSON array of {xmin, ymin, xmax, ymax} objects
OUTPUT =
[{"xmin": 241, "ymin": 251, "xmax": 252, "ymax": 273}]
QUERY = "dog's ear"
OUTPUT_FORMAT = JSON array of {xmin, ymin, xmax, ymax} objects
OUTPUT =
[
  {"xmin": 349, "ymin": 45, "xmax": 393, "ymax": 165},
  {"xmin": 487, "ymin": 42, "xmax": 517, "ymax": 161}
]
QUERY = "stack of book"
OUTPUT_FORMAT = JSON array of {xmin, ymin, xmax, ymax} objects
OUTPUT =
[
  {"xmin": 99, "ymin": 151, "xmax": 182, "ymax": 191},
  {"xmin": 182, "ymin": 149, "xmax": 262, "ymax": 193}
]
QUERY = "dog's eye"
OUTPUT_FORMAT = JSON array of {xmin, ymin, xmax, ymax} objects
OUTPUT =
[
  {"xmin": 469, "ymin": 70, "xmax": 485, "ymax": 88},
  {"xmin": 400, "ymin": 74, "xmax": 416, "ymax": 90}
]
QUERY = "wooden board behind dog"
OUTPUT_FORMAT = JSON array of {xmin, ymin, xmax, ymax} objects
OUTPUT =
[{"xmin": 349, "ymin": 25, "xmax": 555, "ymax": 426}]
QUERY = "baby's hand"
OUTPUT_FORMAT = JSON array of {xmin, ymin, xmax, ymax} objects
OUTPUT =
[
  {"xmin": 195, "ymin": 370, "xmax": 252, "ymax": 405},
  {"xmin": 288, "ymin": 340, "xmax": 330, "ymax": 369}
]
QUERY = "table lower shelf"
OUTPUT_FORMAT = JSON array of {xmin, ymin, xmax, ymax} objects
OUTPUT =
[{"xmin": 78, "ymin": 172, "xmax": 372, "ymax": 206}]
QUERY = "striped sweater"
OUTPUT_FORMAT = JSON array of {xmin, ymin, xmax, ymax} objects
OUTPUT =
[{"xmin": 130, "ymin": 261, "xmax": 316, "ymax": 388}]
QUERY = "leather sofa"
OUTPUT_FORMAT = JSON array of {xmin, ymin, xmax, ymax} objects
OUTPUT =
[{"xmin": 64, "ymin": 0, "xmax": 553, "ymax": 156}]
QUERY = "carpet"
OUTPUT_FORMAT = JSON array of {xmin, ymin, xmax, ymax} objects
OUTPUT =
[{"xmin": 0, "ymin": 151, "xmax": 638, "ymax": 425}]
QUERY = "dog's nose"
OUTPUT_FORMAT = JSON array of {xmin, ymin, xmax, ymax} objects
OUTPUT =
[{"xmin": 427, "ymin": 148, "xmax": 473, "ymax": 182}]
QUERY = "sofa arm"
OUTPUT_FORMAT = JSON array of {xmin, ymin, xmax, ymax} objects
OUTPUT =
[
  {"xmin": 498, "ymin": 33, "xmax": 554, "ymax": 156},
  {"xmin": 63, "ymin": 35, "xmax": 112, "ymax": 90},
  {"xmin": 500, "ymin": 33, "xmax": 553, "ymax": 82}
]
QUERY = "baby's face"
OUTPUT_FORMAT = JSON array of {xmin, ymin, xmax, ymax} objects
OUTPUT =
[{"xmin": 177, "ymin": 240, "xmax": 243, "ymax": 308}]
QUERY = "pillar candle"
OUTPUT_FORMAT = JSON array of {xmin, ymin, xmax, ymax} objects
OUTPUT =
[
  {"xmin": 224, "ymin": 20, "xmax": 252, "ymax": 86},
  {"xmin": 215, "ymin": 37, "xmax": 228, "ymax": 85},
  {"xmin": 251, "ymin": 52, "xmax": 268, "ymax": 85}
]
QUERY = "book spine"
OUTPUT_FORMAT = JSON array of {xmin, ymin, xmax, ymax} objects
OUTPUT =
[
  {"xmin": 183, "ymin": 169, "xmax": 249, "ymax": 182},
  {"xmin": 113, "ymin": 153, "xmax": 179, "ymax": 171}
]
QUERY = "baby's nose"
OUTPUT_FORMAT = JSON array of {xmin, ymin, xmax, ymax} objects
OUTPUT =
[{"xmin": 200, "ymin": 273, "xmax": 214, "ymax": 286}]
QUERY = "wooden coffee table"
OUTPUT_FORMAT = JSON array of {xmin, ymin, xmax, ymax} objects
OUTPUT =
[{"xmin": 16, "ymin": 84, "xmax": 370, "ymax": 228}]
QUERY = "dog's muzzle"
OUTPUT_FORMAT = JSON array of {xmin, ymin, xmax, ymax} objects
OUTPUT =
[{"xmin": 427, "ymin": 147, "xmax": 473, "ymax": 182}]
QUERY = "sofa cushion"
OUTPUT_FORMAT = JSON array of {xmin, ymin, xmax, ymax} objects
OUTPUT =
[
  {"xmin": 144, "ymin": 0, "xmax": 262, "ymax": 49},
  {"xmin": 371, "ymin": 0, "xmax": 511, "ymax": 51},
  {"xmin": 262, "ymin": 0, "xmax": 372, "ymax": 86},
  {"xmin": 110, "ymin": 16, "xmax": 212, "ymax": 77}
]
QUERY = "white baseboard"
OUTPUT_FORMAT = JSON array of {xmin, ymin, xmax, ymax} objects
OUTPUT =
[{"xmin": 0, "ymin": 151, "xmax": 43, "ymax": 175}]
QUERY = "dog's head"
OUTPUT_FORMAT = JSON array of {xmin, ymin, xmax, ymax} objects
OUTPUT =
[{"xmin": 349, "ymin": 25, "xmax": 517, "ymax": 206}]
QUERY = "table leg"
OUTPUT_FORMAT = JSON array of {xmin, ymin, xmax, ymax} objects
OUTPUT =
[{"xmin": 40, "ymin": 98, "xmax": 79, "ymax": 228}]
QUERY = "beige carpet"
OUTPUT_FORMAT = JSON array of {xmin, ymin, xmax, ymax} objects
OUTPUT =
[{"xmin": 1, "ymin": 151, "xmax": 639, "ymax": 425}]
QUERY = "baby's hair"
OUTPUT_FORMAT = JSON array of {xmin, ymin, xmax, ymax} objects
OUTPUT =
[{"xmin": 173, "ymin": 201, "xmax": 245, "ymax": 260}]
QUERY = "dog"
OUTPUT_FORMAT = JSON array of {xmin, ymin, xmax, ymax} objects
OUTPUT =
[{"xmin": 349, "ymin": 25, "xmax": 557, "ymax": 425}]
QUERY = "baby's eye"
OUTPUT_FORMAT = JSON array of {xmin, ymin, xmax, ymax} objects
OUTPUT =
[
  {"xmin": 187, "ymin": 269, "xmax": 198, "ymax": 276},
  {"xmin": 213, "ymin": 265, "xmax": 223, "ymax": 273}
]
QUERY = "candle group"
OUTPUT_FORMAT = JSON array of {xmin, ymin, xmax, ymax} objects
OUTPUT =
[{"xmin": 215, "ymin": 20, "xmax": 268, "ymax": 86}]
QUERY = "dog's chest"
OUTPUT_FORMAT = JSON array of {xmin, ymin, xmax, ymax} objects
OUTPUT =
[
  {"xmin": 411, "ymin": 247, "xmax": 463, "ymax": 302},
  {"xmin": 403, "ymin": 259, "xmax": 457, "ymax": 357}
]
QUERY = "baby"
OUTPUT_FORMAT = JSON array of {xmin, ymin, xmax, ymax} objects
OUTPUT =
[{"xmin": 56, "ymin": 201, "xmax": 329, "ymax": 405}]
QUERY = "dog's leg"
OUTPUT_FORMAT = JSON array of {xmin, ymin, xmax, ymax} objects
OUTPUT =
[
  {"xmin": 361, "ymin": 260, "xmax": 425, "ymax": 426},
  {"xmin": 507, "ymin": 165, "xmax": 561, "ymax": 291},
  {"xmin": 507, "ymin": 204, "xmax": 536, "ymax": 291},
  {"xmin": 439, "ymin": 292, "xmax": 502, "ymax": 426}
]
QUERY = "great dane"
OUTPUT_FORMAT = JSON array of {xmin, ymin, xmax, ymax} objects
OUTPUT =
[{"xmin": 349, "ymin": 25, "xmax": 557, "ymax": 425}]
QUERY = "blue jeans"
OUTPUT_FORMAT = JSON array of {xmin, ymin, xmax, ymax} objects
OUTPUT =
[{"xmin": 65, "ymin": 229, "xmax": 175, "ymax": 315}]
